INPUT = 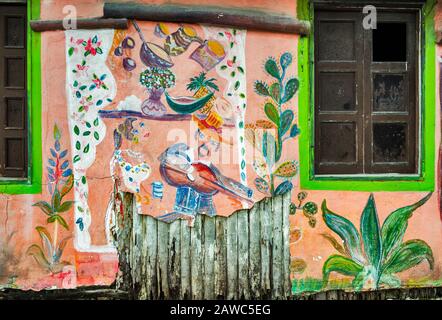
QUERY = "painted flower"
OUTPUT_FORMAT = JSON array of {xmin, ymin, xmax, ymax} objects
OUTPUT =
[{"xmin": 83, "ymin": 36, "xmax": 103, "ymax": 57}]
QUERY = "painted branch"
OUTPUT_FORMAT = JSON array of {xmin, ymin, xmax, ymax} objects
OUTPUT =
[
  {"xmin": 98, "ymin": 110, "xmax": 191, "ymax": 122},
  {"xmin": 98, "ymin": 110, "xmax": 237, "ymax": 128},
  {"xmin": 29, "ymin": 18, "xmax": 129, "ymax": 32},
  {"xmin": 103, "ymin": 3, "xmax": 311, "ymax": 36}
]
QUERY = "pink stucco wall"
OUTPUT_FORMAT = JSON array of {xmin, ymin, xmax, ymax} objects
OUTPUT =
[{"xmin": 0, "ymin": 0, "xmax": 441, "ymax": 292}]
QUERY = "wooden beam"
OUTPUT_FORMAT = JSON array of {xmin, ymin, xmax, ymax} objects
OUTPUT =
[
  {"xmin": 29, "ymin": 18, "xmax": 129, "ymax": 32},
  {"xmin": 103, "ymin": 3, "xmax": 310, "ymax": 36}
]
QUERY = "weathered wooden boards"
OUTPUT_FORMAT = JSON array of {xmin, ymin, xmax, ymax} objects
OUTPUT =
[
  {"xmin": 103, "ymin": 3, "xmax": 311, "ymax": 36},
  {"xmin": 30, "ymin": 18, "xmax": 129, "ymax": 32},
  {"xmin": 117, "ymin": 192, "xmax": 292, "ymax": 300}
]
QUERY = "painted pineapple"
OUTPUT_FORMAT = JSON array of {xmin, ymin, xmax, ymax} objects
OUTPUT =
[{"xmin": 187, "ymin": 72, "xmax": 222, "ymax": 127}]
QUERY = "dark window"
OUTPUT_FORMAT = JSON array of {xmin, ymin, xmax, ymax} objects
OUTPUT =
[
  {"xmin": 0, "ymin": 3, "xmax": 27, "ymax": 178},
  {"xmin": 314, "ymin": 5, "xmax": 418, "ymax": 175}
]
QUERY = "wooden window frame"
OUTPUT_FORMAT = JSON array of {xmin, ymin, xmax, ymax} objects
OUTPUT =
[
  {"xmin": 298, "ymin": 0, "xmax": 436, "ymax": 192},
  {"xmin": 314, "ymin": 7, "xmax": 419, "ymax": 175},
  {"xmin": 0, "ymin": 0, "xmax": 42, "ymax": 194}
]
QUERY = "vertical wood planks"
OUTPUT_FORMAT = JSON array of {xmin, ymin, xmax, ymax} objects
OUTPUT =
[
  {"xmin": 237, "ymin": 210, "xmax": 250, "ymax": 299},
  {"xmin": 168, "ymin": 220, "xmax": 181, "ymax": 299},
  {"xmin": 190, "ymin": 215, "xmax": 203, "ymax": 299},
  {"xmin": 226, "ymin": 212, "xmax": 238, "ymax": 299},
  {"xmin": 157, "ymin": 220, "xmax": 170, "ymax": 299},
  {"xmin": 180, "ymin": 219, "xmax": 191, "ymax": 299},
  {"xmin": 272, "ymin": 195, "xmax": 283, "ymax": 299},
  {"xmin": 248, "ymin": 203, "xmax": 261, "ymax": 299},
  {"xmin": 120, "ymin": 192, "xmax": 293, "ymax": 300},
  {"xmin": 145, "ymin": 216, "xmax": 158, "ymax": 299},
  {"xmin": 203, "ymin": 216, "xmax": 216, "ymax": 300},
  {"xmin": 282, "ymin": 191, "xmax": 292, "ymax": 298},
  {"xmin": 260, "ymin": 198, "xmax": 273, "ymax": 297},
  {"xmin": 214, "ymin": 216, "xmax": 227, "ymax": 299}
]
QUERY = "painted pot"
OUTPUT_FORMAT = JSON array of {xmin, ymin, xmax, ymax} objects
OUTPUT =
[
  {"xmin": 164, "ymin": 26, "xmax": 201, "ymax": 56},
  {"xmin": 190, "ymin": 39, "xmax": 226, "ymax": 71}
]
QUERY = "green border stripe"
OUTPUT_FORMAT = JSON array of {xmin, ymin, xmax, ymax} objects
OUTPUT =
[
  {"xmin": 0, "ymin": 0, "xmax": 42, "ymax": 194},
  {"xmin": 298, "ymin": 0, "xmax": 436, "ymax": 192}
]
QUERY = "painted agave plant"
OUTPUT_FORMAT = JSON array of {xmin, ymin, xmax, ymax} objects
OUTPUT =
[
  {"xmin": 27, "ymin": 227, "xmax": 72, "ymax": 274},
  {"xmin": 321, "ymin": 193, "xmax": 434, "ymax": 291},
  {"xmin": 27, "ymin": 124, "xmax": 75, "ymax": 274}
]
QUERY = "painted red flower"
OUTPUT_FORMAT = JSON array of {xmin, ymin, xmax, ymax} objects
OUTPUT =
[{"xmin": 85, "ymin": 38, "xmax": 97, "ymax": 56}]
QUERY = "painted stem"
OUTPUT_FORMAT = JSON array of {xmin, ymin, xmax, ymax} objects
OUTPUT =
[{"xmin": 53, "ymin": 220, "xmax": 58, "ymax": 261}]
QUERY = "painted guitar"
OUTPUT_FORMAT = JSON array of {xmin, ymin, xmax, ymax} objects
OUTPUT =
[{"xmin": 160, "ymin": 162, "xmax": 254, "ymax": 205}]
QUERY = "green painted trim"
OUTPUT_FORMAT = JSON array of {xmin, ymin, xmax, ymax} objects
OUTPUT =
[
  {"xmin": 0, "ymin": 0, "xmax": 42, "ymax": 194},
  {"xmin": 298, "ymin": 0, "xmax": 436, "ymax": 192}
]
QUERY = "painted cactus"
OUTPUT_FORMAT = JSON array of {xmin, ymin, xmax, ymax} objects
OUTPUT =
[
  {"xmin": 321, "ymin": 193, "xmax": 434, "ymax": 291},
  {"xmin": 249, "ymin": 52, "xmax": 301, "ymax": 197}
]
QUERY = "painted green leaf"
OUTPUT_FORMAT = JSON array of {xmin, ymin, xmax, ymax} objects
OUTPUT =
[
  {"xmin": 322, "ymin": 200, "xmax": 365, "ymax": 265},
  {"xmin": 35, "ymin": 226, "xmax": 53, "ymax": 259},
  {"xmin": 269, "ymin": 83, "xmax": 281, "ymax": 104},
  {"xmin": 264, "ymin": 103, "xmax": 280, "ymax": 127},
  {"xmin": 55, "ymin": 236, "xmax": 72, "ymax": 262},
  {"xmin": 237, "ymin": 66, "xmax": 244, "ymax": 74},
  {"xmin": 360, "ymin": 194, "xmax": 382, "ymax": 271},
  {"xmin": 321, "ymin": 233, "xmax": 349, "ymax": 257},
  {"xmin": 265, "ymin": 58, "xmax": 280, "ymax": 79},
  {"xmin": 381, "ymin": 193, "xmax": 432, "ymax": 262},
  {"xmin": 60, "ymin": 174, "xmax": 74, "ymax": 198},
  {"xmin": 234, "ymin": 81, "xmax": 240, "ymax": 91},
  {"xmin": 73, "ymin": 155, "xmax": 81, "ymax": 163},
  {"xmin": 262, "ymin": 131, "xmax": 276, "ymax": 169},
  {"xmin": 94, "ymin": 132, "xmax": 100, "ymax": 140},
  {"xmin": 57, "ymin": 201, "xmax": 74, "ymax": 213},
  {"xmin": 74, "ymin": 125, "xmax": 80, "ymax": 135},
  {"xmin": 54, "ymin": 215, "xmax": 69, "ymax": 230},
  {"xmin": 32, "ymin": 201, "xmax": 53, "ymax": 216},
  {"xmin": 273, "ymin": 160, "xmax": 298, "ymax": 178},
  {"xmin": 383, "ymin": 240, "xmax": 434, "ymax": 275},
  {"xmin": 322, "ymin": 255, "xmax": 363, "ymax": 286},
  {"xmin": 53, "ymin": 124, "xmax": 61, "ymax": 140},
  {"xmin": 83, "ymin": 131, "xmax": 91, "ymax": 136},
  {"xmin": 51, "ymin": 188, "xmax": 61, "ymax": 212},
  {"xmin": 254, "ymin": 81, "xmax": 270, "ymax": 97},
  {"xmin": 93, "ymin": 118, "xmax": 99, "ymax": 126},
  {"xmin": 379, "ymin": 273, "xmax": 401, "ymax": 288},
  {"xmin": 279, "ymin": 110, "xmax": 294, "ymax": 137},
  {"xmin": 83, "ymin": 144, "xmax": 90, "ymax": 153},
  {"xmin": 282, "ymin": 78, "xmax": 299, "ymax": 104},
  {"xmin": 68, "ymin": 47, "xmax": 74, "ymax": 57},
  {"xmin": 27, "ymin": 244, "xmax": 51, "ymax": 270},
  {"xmin": 75, "ymin": 141, "xmax": 81, "ymax": 150}
]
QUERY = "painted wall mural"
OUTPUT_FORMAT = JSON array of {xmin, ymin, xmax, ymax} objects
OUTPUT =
[{"xmin": 1, "ymin": 0, "xmax": 441, "ymax": 294}]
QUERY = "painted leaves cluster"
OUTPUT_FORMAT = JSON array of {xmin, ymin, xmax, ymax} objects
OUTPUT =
[
  {"xmin": 321, "ymin": 193, "xmax": 434, "ymax": 291},
  {"xmin": 247, "ymin": 52, "xmax": 300, "ymax": 197},
  {"xmin": 27, "ymin": 125, "xmax": 74, "ymax": 274}
]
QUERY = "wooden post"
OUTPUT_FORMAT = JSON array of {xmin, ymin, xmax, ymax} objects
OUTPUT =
[
  {"xmin": 30, "ymin": 18, "xmax": 129, "ymax": 32},
  {"xmin": 103, "ymin": 3, "xmax": 311, "ymax": 35}
]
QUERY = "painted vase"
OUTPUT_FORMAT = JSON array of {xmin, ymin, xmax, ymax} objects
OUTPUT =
[
  {"xmin": 190, "ymin": 39, "xmax": 226, "ymax": 71},
  {"xmin": 141, "ymin": 87, "xmax": 167, "ymax": 116}
]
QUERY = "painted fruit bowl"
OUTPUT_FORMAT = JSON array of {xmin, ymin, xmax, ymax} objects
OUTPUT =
[
  {"xmin": 140, "ymin": 41, "xmax": 174, "ymax": 69},
  {"xmin": 165, "ymin": 91, "xmax": 214, "ymax": 114}
]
